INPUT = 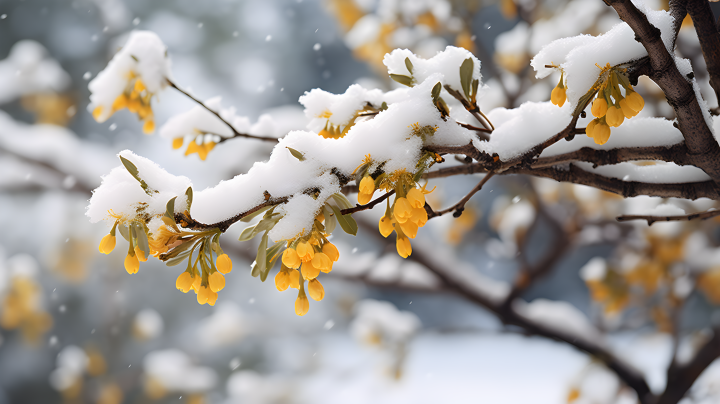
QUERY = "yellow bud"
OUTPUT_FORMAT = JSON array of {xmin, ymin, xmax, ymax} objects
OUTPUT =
[
  {"xmin": 585, "ymin": 119, "xmax": 598, "ymax": 138},
  {"xmin": 322, "ymin": 243, "xmax": 340, "ymax": 262},
  {"xmin": 112, "ymin": 94, "xmax": 128, "ymax": 111},
  {"xmin": 301, "ymin": 261, "xmax": 320, "ymax": 280},
  {"xmin": 99, "ymin": 234, "xmax": 116, "ymax": 254},
  {"xmin": 134, "ymin": 79, "xmax": 146, "ymax": 93},
  {"xmin": 176, "ymin": 272, "xmax": 194, "ymax": 293},
  {"xmin": 358, "ymin": 176, "xmax": 375, "ymax": 205},
  {"xmin": 289, "ymin": 269, "xmax": 300, "ymax": 289},
  {"xmin": 92, "ymin": 106, "xmax": 104, "ymax": 121},
  {"xmin": 124, "ymin": 253, "xmax": 139, "ymax": 274},
  {"xmin": 191, "ymin": 273, "xmax": 201, "ymax": 292},
  {"xmin": 410, "ymin": 206, "xmax": 428, "ymax": 227},
  {"xmin": 393, "ymin": 197, "xmax": 413, "ymax": 224},
  {"xmin": 591, "ymin": 97, "xmax": 607, "ymax": 118},
  {"xmin": 172, "ymin": 137, "xmax": 184, "ymax": 150},
  {"xmin": 275, "ymin": 269, "xmax": 290, "ymax": 291},
  {"xmin": 551, "ymin": 86, "xmax": 566, "ymax": 107},
  {"xmin": 185, "ymin": 141, "xmax": 200, "ymax": 157},
  {"xmin": 295, "ymin": 291, "xmax": 310, "ymax": 316},
  {"xmin": 399, "ymin": 220, "xmax": 419, "ymax": 239},
  {"xmin": 312, "ymin": 252, "xmax": 333, "ymax": 273},
  {"xmin": 625, "ymin": 91, "xmax": 644, "ymax": 112},
  {"xmin": 606, "ymin": 105, "xmax": 624, "ymax": 127},
  {"xmin": 406, "ymin": 187, "xmax": 425, "ymax": 209},
  {"xmin": 197, "ymin": 142, "xmax": 215, "ymax": 161},
  {"xmin": 127, "ymin": 99, "xmax": 141, "ymax": 113},
  {"xmin": 296, "ymin": 241, "xmax": 315, "ymax": 262},
  {"xmin": 308, "ymin": 279, "xmax": 325, "ymax": 301},
  {"xmin": 209, "ymin": 272, "xmax": 225, "ymax": 292},
  {"xmin": 142, "ymin": 120, "xmax": 155, "ymax": 134},
  {"xmin": 358, "ymin": 191, "xmax": 372, "ymax": 205},
  {"xmin": 379, "ymin": 215, "xmax": 394, "ymax": 237},
  {"xmin": 216, "ymin": 254, "xmax": 232, "ymax": 274},
  {"xmin": 592, "ymin": 122, "xmax": 611, "ymax": 145},
  {"xmin": 396, "ymin": 235, "xmax": 412, "ymax": 258},
  {"xmin": 282, "ymin": 248, "xmax": 301, "ymax": 269},
  {"xmin": 207, "ymin": 290, "xmax": 218, "ymax": 306},
  {"xmin": 619, "ymin": 98, "xmax": 638, "ymax": 119},
  {"xmin": 134, "ymin": 246, "xmax": 148, "ymax": 262},
  {"xmin": 197, "ymin": 285, "xmax": 212, "ymax": 305}
]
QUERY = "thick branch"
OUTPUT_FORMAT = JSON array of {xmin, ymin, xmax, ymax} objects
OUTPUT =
[
  {"xmin": 686, "ymin": 0, "xmax": 720, "ymax": 105},
  {"xmin": 607, "ymin": 0, "xmax": 720, "ymax": 183},
  {"xmin": 175, "ymin": 197, "xmax": 288, "ymax": 232},
  {"xmin": 617, "ymin": 208, "xmax": 720, "ymax": 225},
  {"xmin": 167, "ymin": 79, "xmax": 280, "ymax": 143}
]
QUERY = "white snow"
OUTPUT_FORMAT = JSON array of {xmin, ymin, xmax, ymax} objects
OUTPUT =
[
  {"xmin": 143, "ymin": 349, "xmax": 217, "ymax": 392},
  {"xmin": 0, "ymin": 40, "xmax": 70, "ymax": 104}
]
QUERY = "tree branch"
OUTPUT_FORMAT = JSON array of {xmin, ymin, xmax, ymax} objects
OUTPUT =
[
  {"xmin": 686, "ymin": 0, "xmax": 720, "ymax": 105},
  {"xmin": 428, "ymin": 172, "xmax": 495, "ymax": 218},
  {"xmin": 607, "ymin": 0, "xmax": 720, "ymax": 183},
  {"xmin": 341, "ymin": 190, "xmax": 395, "ymax": 215},
  {"xmin": 616, "ymin": 208, "xmax": 720, "ymax": 225},
  {"xmin": 167, "ymin": 79, "xmax": 280, "ymax": 143}
]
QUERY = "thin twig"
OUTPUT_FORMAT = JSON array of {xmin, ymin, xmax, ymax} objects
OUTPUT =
[
  {"xmin": 341, "ymin": 190, "xmax": 395, "ymax": 215},
  {"xmin": 443, "ymin": 85, "xmax": 494, "ymax": 132},
  {"xmin": 167, "ymin": 79, "xmax": 279, "ymax": 143},
  {"xmin": 429, "ymin": 171, "xmax": 495, "ymax": 218},
  {"xmin": 616, "ymin": 209, "xmax": 720, "ymax": 225}
]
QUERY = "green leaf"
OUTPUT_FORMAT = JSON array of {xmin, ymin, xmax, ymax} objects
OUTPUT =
[
  {"xmin": 185, "ymin": 187, "xmax": 193, "ymax": 211},
  {"xmin": 471, "ymin": 79, "xmax": 479, "ymax": 100},
  {"xmin": 165, "ymin": 197, "xmax": 177, "ymax": 220},
  {"xmin": 117, "ymin": 224, "xmax": 129, "ymax": 241},
  {"xmin": 134, "ymin": 222, "xmax": 150, "ymax": 258},
  {"xmin": 251, "ymin": 232, "xmax": 269, "ymax": 278},
  {"xmin": 405, "ymin": 57, "xmax": 414, "ymax": 74},
  {"xmin": 380, "ymin": 101, "xmax": 388, "ymax": 111},
  {"xmin": 331, "ymin": 193, "xmax": 353, "ymax": 210},
  {"xmin": 162, "ymin": 239, "xmax": 196, "ymax": 260},
  {"xmin": 241, "ymin": 205, "xmax": 273, "ymax": 223},
  {"xmin": 431, "ymin": 82, "xmax": 442, "ymax": 104},
  {"xmin": 390, "ymin": 74, "xmax": 413, "ymax": 87},
  {"xmin": 460, "ymin": 58, "xmax": 474, "ymax": 100},
  {"xmin": 287, "ymin": 147, "xmax": 306, "ymax": 161},
  {"xmin": 263, "ymin": 242, "xmax": 284, "ymax": 281},
  {"xmin": 323, "ymin": 203, "xmax": 336, "ymax": 234},
  {"xmin": 330, "ymin": 205, "xmax": 358, "ymax": 236},
  {"xmin": 238, "ymin": 214, "xmax": 281, "ymax": 241},
  {"xmin": 164, "ymin": 250, "xmax": 192, "ymax": 266},
  {"xmin": 119, "ymin": 155, "xmax": 152, "ymax": 195}
]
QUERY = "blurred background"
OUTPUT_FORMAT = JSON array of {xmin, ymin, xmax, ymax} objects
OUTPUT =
[{"xmin": 2, "ymin": 0, "xmax": 720, "ymax": 403}]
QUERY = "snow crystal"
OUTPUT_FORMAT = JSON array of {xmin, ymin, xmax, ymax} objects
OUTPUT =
[{"xmin": 88, "ymin": 31, "xmax": 172, "ymax": 122}]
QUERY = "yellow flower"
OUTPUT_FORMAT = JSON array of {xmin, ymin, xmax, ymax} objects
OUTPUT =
[
  {"xmin": 550, "ymin": 73, "xmax": 566, "ymax": 107},
  {"xmin": 625, "ymin": 91, "xmax": 644, "ymax": 112},
  {"xmin": 399, "ymin": 220, "xmax": 419, "ymax": 239},
  {"xmin": 92, "ymin": 106, "xmax": 103, "ymax": 120},
  {"xmin": 296, "ymin": 241, "xmax": 315, "ymax": 262},
  {"xmin": 586, "ymin": 119, "xmax": 598, "ymax": 138},
  {"xmin": 396, "ymin": 235, "xmax": 412, "ymax": 258},
  {"xmin": 209, "ymin": 272, "xmax": 225, "ymax": 292},
  {"xmin": 124, "ymin": 253, "xmax": 139, "ymax": 274},
  {"xmin": 196, "ymin": 285, "xmax": 213, "ymax": 305},
  {"xmin": 98, "ymin": 234, "xmax": 116, "ymax": 254},
  {"xmin": 312, "ymin": 252, "xmax": 333, "ymax": 273},
  {"xmin": 282, "ymin": 248, "xmax": 301, "ymax": 269},
  {"xmin": 393, "ymin": 197, "xmax": 414, "ymax": 224},
  {"xmin": 295, "ymin": 290, "xmax": 310, "ymax": 316},
  {"xmin": 322, "ymin": 243, "xmax": 340, "ymax": 262},
  {"xmin": 591, "ymin": 97, "xmax": 607, "ymax": 118},
  {"xmin": 289, "ymin": 269, "xmax": 300, "ymax": 289},
  {"xmin": 134, "ymin": 246, "xmax": 148, "ymax": 262},
  {"xmin": 592, "ymin": 121, "xmax": 611, "ymax": 145},
  {"xmin": 410, "ymin": 206, "xmax": 428, "ymax": 227},
  {"xmin": 619, "ymin": 98, "xmax": 639, "ymax": 119},
  {"xmin": 142, "ymin": 120, "xmax": 155, "ymax": 134},
  {"xmin": 301, "ymin": 261, "xmax": 320, "ymax": 280},
  {"xmin": 605, "ymin": 105, "xmax": 624, "ymax": 127},
  {"xmin": 275, "ymin": 267, "xmax": 290, "ymax": 291},
  {"xmin": 172, "ymin": 137, "xmax": 184, "ymax": 150},
  {"xmin": 206, "ymin": 290, "xmax": 218, "ymax": 306},
  {"xmin": 216, "ymin": 254, "xmax": 232, "ymax": 274},
  {"xmin": 379, "ymin": 215, "xmax": 394, "ymax": 237},
  {"xmin": 184, "ymin": 140, "xmax": 216, "ymax": 161},
  {"xmin": 406, "ymin": 187, "xmax": 425, "ymax": 209},
  {"xmin": 358, "ymin": 176, "xmax": 375, "ymax": 205},
  {"xmin": 191, "ymin": 273, "xmax": 201, "ymax": 292},
  {"xmin": 176, "ymin": 272, "xmax": 194, "ymax": 293},
  {"xmin": 308, "ymin": 279, "xmax": 325, "ymax": 301}
]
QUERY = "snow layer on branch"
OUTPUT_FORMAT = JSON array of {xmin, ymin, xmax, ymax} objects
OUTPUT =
[
  {"xmin": 0, "ymin": 40, "xmax": 70, "ymax": 104},
  {"xmin": 542, "ymin": 117, "xmax": 684, "ymax": 157},
  {"xmin": 159, "ymin": 97, "xmax": 287, "ymax": 141},
  {"xmin": 86, "ymin": 150, "xmax": 191, "ymax": 232},
  {"xmin": 300, "ymin": 84, "xmax": 388, "ymax": 128},
  {"xmin": 574, "ymin": 161, "xmax": 711, "ymax": 184},
  {"xmin": 514, "ymin": 299, "xmax": 603, "ymax": 344},
  {"xmin": 88, "ymin": 31, "xmax": 172, "ymax": 122},
  {"xmin": 531, "ymin": 4, "xmax": 673, "ymax": 110},
  {"xmin": 383, "ymin": 46, "xmax": 482, "ymax": 96},
  {"xmin": 0, "ymin": 110, "xmax": 114, "ymax": 188},
  {"xmin": 476, "ymin": 101, "xmax": 572, "ymax": 161}
]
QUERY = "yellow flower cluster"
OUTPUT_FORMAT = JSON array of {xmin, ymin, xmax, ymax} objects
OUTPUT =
[
  {"xmin": 175, "ymin": 252, "xmax": 232, "ymax": 306},
  {"xmin": 92, "ymin": 73, "xmax": 156, "ymax": 134},
  {"xmin": 0, "ymin": 276, "xmax": 52, "ymax": 344},
  {"xmin": 172, "ymin": 136, "xmax": 217, "ymax": 161},
  {"xmin": 376, "ymin": 171, "xmax": 432, "ymax": 258},
  {"xmin": 585, "ymin": 64, "xmax": 645, "ymax": 145},
  {"xmin": 276, "ymin": 217, "xmax": 340, "ymax": 316}
]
